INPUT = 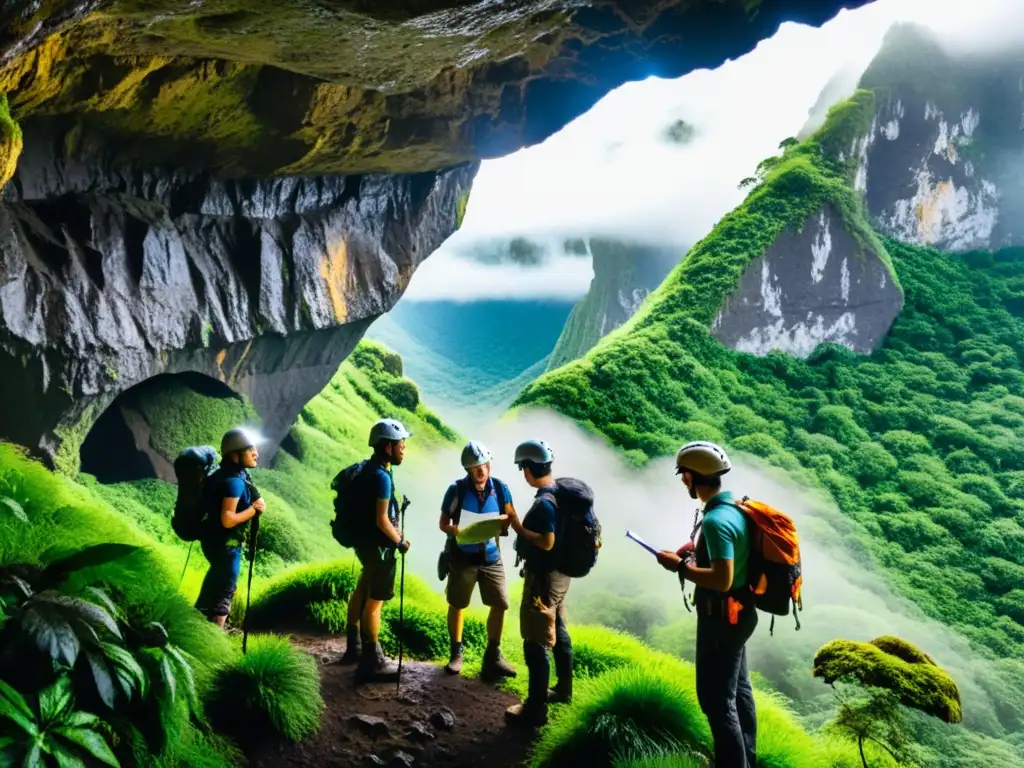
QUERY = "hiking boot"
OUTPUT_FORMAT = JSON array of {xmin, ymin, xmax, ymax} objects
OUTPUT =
[
  {"xmin": 547, "ymin": 679, "xmax": 572, "ymax": 704},
  {"xmin": 445, "ymin": 639, "xmax": 464, "ymax": 675},
  {"xmin": 338, "ymin": 633, "xmax": 361, "ymax": 665},
  {"xmin": 505, "ymin": 701, "xmax": 547, "ymax": 728},
  {"xmin": 356, "ymin": 642, "xmax": 400, "ymax": 683},
  {"xmin": 445, "ymin": 652, "xmax": 463, "ymax": 675},
  {"xmin": 481, "ymin": 645, "xmax": 517, "ymax": 681}
]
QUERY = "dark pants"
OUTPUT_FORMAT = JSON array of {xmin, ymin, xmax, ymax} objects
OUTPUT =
[
  {"xmin": 523, "ymin": 609, "xmax": 573, "ymax": 709},
  {"xmin": 194, "ymin": 541, "xmax": 242, "ymax": 619},
  {"xmin": 695, "ymin": 605, "xmax": 758, "ymax": 767}
]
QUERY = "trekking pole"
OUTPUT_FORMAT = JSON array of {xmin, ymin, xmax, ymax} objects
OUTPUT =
[
  {"xmin": 242, "ymin": 486, "xmax": 262, "ymax": 655},
  {"xmin": 396, "ymin": 494, "xmax": 411, "ymax": 694},
  {"xmin": 178, "ymin": 542, "xmax": 193, "ymax": 589}
]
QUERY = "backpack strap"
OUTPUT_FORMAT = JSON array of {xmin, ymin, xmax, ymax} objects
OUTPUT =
[{"xmin": 449, "ymin": 478, "xmax": 466, "ymax": 526}]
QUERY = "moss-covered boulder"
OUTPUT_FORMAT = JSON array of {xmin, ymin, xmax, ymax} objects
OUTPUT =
[{"xmin": 813, "ymin": 635, "xmax": 963, "ymax": 724}]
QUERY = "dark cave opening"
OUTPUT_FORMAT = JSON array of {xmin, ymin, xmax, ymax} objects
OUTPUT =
[{"xmin": 80, "ymin": 371, "xmax": 246, "ymax": 484}]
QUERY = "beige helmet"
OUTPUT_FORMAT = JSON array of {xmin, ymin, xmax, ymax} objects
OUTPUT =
[{"xmin": 675, "ymin": 441, "xmax": 731, "ymax": 477}]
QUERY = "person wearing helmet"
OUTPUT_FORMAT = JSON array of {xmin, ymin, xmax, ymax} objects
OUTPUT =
[
  {"xmin": 438, "ymin": 440, "xmax": 517, "ymax": 680},
  {"xmin": 342, "ymin": 418, "xmax": 413, "ymax": 682},
  {"xmin": 194, "ymin": 426, "xmax": 266, "ymax": 628},
  {"xmin": 502, "ymin": 439, "xmax": 573, "ymax": 728},
  {"xmin": 656, "ymin": 441, "xmax": 757, "ymax": 768}
]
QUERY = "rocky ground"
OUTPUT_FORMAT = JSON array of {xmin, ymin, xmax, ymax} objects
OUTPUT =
[{"xmin": 248, "ymin": 635, "xmax": 534, "ymax": 768}]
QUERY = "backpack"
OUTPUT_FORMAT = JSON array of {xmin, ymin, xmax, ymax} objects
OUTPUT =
[
  {"xmin": 171, "ymin": 446, "xmax": 219, "ymax": 542},
  {"xmin": 727, "ymin": 496, "xmax": 803, "ymax": 634},
  {"xmin": 537, "ymin": 478, "xmax": 602, "ymax": 578},
  {"xmin": 330, "ymin": 460, "xmax": 372, "ymax": 549}
]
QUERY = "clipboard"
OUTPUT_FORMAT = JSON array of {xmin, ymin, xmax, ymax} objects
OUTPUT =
[{"xmin": 625, "ymin": 529, "xmax": 660, "ymax": 556}]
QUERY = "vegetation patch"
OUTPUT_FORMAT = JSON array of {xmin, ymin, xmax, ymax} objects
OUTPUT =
[
  {"xmin": 0, "ymin": 92, "xmax": 22, "ymax": 189},
  {"xmin": 204, "ymin": 633, "xmax": 324, "ymax": 746},
  {"xmin": 514, "ymin": 92, "xmax": 1024, "ymax": 661}
]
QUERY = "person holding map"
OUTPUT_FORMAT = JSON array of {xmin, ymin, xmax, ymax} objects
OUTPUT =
[{"xmin": 437, "ymin": 440, "xmax": 518, "ymax": 681}]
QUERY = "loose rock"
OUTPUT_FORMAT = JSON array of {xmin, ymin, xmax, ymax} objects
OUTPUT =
[
  {"xmin": 350, "ymin": 714, "xmax": 390, "ymax": 738},
  {"xmin": 407, "ymin": 722, "xmax": 435, "ymax": 743},
  {"xmin": 429, "ymin": 708, "xmax": 456, "ymax": 731}
]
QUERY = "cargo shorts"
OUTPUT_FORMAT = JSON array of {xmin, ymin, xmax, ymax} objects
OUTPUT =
[
  {"xmin": 445, "ymin": 556, "xmax": 509, "ymax": 610},
  {"xmin": 356, "ymin": 545, "xmax": 398, "ymax": 602},
  {"xmin": 520, "ymin": 568, "xmax": 571, "ymax": 649}
]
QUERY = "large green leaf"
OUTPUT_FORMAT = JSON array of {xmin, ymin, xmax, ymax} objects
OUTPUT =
[
  {"xmin": 82, "ymin": 589, "xmax": 124, "ymax": 625},
  {"xmin": 32, "ymin": 592, "xmax": 121, "ymax": 641},
  {"xmin": 38, "ymin": 544, "xmax": 142, "ymax": 588},
  {"xmin": 0, "ymin": 679, "xmax": 36, "ymax": 736},
  {"xmin": 52, "ymin": 747, "xmax": 88, "ymax": 768},
  {"xmin": 0, "ymin": 496, "xmax": 27, "ymax": 523},
  {"xmin": 24, "ymin": 740, "xmax": 43, "ymax": 768},
  {"xmin": 158, "ymin": 652, "xmax": 176, "ymax": 704},
  {"xmin": 100, "ymin": 643, "xmax": 147, "ymax": 701},
  {"xmin": 54, "ymin": 726, "xmax": 120, "ymax": 767},
  {"xmin": 21, "ymin": 602, "xmax": 80, "ymax": 667},
  {"xmin": 165, "ymin": 645, "xmax": 198, "ymax": 712},
  {"xmin": 84, "ymin": 650, "xmax": 116, "ymax": 709},
  {"xmin": 37, "ymin": 677, "xmax": 73, "ymax": 724}
]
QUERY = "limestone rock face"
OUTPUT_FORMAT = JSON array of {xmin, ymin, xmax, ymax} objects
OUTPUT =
[
  {"xmin": 851, "ymin": 23, "xmax": 1024, "ymax": 251},
  {"xmin": 711, "ymin": 204, "xmax": 903, "ymax": 358},
  {"xmin": 0, "ymin": 123, "xmax": 474, "ymax": 471},
  {"xmin": 547, "ymin": 238, "xmax": 679, "ymax": 371}
]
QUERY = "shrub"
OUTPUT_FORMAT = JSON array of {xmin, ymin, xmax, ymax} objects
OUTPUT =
[
  {"xmin": 204, "ymin": 634, "xmax": 323, "ymax": 746},
  {"xmin": 529, "ymin": 665, "xmax": 709, "ymax": 767},
  {"xmin": 244, "ymin": 560, "xmax": 359, "ymax": 631}
]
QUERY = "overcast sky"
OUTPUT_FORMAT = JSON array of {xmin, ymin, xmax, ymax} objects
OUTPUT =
[{"xmin": 402, "ymin": 0, "xmax": 1024, "ymax": 302}]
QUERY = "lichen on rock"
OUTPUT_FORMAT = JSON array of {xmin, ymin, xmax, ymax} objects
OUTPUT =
[{"xmin": 0, "ymin": 93, "xmax": 21, "ymax": 189}]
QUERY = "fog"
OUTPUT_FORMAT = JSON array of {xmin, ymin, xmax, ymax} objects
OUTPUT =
[
  {"xmin": 396, "ymin": 408, "xmax": 1021, "ymax": 737},
  {"xmin": 404, "ymin": 0, "xmax": 1024, "ymax": 303}
]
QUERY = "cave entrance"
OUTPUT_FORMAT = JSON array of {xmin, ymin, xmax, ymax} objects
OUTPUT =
[{"xmin": 80, "ymin": 372, "xmax": 252, "ymax": 484}]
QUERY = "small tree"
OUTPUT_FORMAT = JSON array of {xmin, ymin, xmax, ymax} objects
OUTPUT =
[{"xmin": 813, "ymin": 635, "xmax": 962, "ymax": 768}]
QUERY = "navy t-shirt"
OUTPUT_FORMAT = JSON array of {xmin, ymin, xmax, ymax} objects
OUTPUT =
[
  {"xmin": 363, "ymin": 459, "xmax": 398, "ymax": 547},
  {"xmin": 519, "ymin": 485, "xmax": 557, "ymax": 571},
  {"xmin": 206, "ymin": 465, "xmax": 255, "ymax": 549}
]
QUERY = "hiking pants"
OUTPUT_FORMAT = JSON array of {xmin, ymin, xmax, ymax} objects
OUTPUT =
[
  {"xmin": 695, "ymin": 605, "xmax": 758, "ymax": 767},
  {"xmin": 195, "ymin": 541, "xmax": 242, "ymax": 619},
  {"xmin": 521, "ymin": 569, "xmax": 573, "ymax": 710}
]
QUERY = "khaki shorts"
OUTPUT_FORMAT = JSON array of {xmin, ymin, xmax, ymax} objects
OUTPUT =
[
  {"xmin": 520, "ymin": 568, "xmax": 571, "ymax": 648},
  {"xmin": 356, "ymin": 545, "xmax": 397, "ymax": 602},
  {"xmin": 445, "ymin": 558, "xmax": 509, "ymax": 610}
]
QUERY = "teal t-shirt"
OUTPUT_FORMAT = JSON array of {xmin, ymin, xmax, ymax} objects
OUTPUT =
[{"xmin": 701, "ymin": 491, "xmax": 751, "ymax": 590}]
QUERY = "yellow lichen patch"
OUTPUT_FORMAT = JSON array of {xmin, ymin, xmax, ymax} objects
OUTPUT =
[
  {"xmin": 227, "ymin": 339, "xmax": 254, "ymax": 385},
  {"xmin": 914, "ymin": 180, "xmax": 953, "ymax": 242},
  {"xmin": 319, "ymin": 240, "xmax": 350, "ymax": 324},
  {"xmin": 216, "ymin": 348, "xmax": 228, "ymax": 381}
]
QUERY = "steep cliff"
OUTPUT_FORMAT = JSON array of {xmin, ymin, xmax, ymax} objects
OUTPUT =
[
  {"xmin": 847, "ymin": 23, "xmax": 1024, "ymax": 251},
  {"xmin": 0, "ymin": 121, "xmax": 474, "ymax": 473},
  {"xmin": 547, "ymin": 238, "xmax": 679, "ymax": 370},
  {"xmin": 710, "ymin": 203, "xmax": 902, "ymax": 357}
]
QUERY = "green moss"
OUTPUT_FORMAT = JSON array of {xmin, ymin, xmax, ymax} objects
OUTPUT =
[
  {"xmin": 456, "ymin": 187, "xmax": 470, "ymax": 230},
  {"xmin": 0, "ymin": 92, "xmax": 22, "ymax": 188},
  {"xmin": 204, "ymin": 633, "xmax": 324, "ymax": 745},
  {"xmin": 813, "ymin": 636, "xmax": 962, "ymax": 724}
]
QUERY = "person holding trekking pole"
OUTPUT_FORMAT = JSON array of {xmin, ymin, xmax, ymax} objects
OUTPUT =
[
  {"xmin": 656, "ymin": 442, "xmax": 757, "ymax": 768},
  {"xmin": 194, "ymin": 427, "xmax": 266, "ymax": 630},
  {"xmin": 339, "ymin": 419, "xmax": 412, "ymax": 684}
]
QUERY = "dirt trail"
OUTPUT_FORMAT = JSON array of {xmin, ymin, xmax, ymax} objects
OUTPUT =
[{"xmin": 247, "ymin": 634, "xmax": 536, "ymax": 768}]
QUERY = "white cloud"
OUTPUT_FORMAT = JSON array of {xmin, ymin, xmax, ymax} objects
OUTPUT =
[{"xmin": 402, "ymin": 0, "xmax": 1024, "ymax": 302}]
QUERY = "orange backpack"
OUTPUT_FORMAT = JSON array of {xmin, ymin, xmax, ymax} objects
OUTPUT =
[{"xmin": 730, "ymin": 496, "xmax": 803, "ymax": 634}]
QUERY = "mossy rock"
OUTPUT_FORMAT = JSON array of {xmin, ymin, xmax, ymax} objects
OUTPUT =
[
  {"xmin": 0, "ymin": 93, "xmax": 21, "ymax": 189},
  {"xmin": 812, "ymin": 635, "xmax": 962, "ymax": 724}
]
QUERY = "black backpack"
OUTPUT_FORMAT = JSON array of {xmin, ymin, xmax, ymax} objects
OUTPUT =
[
  {"xmin": 171, "ymin": 446, "xmax": 219, "ymax": 542},
  {"xmin": 538, "ymin": 478, "xmax": 602, "ymax": 578},
  {"xmin": 330, "ymin": 460, "xmax": 372, "ymax": 549}
]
